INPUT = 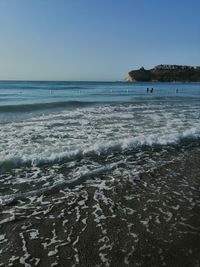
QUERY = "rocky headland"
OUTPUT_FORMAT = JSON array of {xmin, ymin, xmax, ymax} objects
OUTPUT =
[{"xmin": 126, "ymin": 64, "xmax": 200, "ymax": 82}]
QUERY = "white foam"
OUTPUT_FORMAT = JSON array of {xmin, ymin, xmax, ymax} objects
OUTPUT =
[
  {"xmin": 0, "ymin": 234, "xmax": 6, "ymax": 241},
  {"xmin": 48, "ymin": 250, "xmax": 58, "ymax": 257},
  {"xmin": 0, "ymin": 104, "xmax": 199, "ymax": 167},
  {"xmin": 29, "ymin": 230, "xmax": 39, "ymax": 240},
  {"xmin": 1, "ymin": 128, "xmax": 199, "ymax": 167},
  {"xmin": 0, "ymin": 211, "xmax": 15, "ymax": 225},
  {"xmin": 0, "ymin": 103, "xmax": 200, "ymax": 207},
  {"xmin": 19, "ymin": 232, "xmax": 31, "ymax": 267}
]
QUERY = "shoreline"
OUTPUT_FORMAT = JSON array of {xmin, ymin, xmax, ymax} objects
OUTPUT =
[{"xmin": 1, "ymin": 148, "xmax": 200, "ymax": 266}]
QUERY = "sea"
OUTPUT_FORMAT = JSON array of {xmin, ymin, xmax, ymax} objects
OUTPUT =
[{"xmin": 0, "ymin": 81, "xmax": 200, "ymax": 266}]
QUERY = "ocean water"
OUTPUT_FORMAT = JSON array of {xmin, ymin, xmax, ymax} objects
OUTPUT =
[{"xmin": 0, "ymin": 81, "xmax": 200, "ymax": 266}]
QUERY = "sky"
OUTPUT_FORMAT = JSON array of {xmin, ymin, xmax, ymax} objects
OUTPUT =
[{"xmin": 0, "ymin": 0, "xmax": 200, "ymax": 81}]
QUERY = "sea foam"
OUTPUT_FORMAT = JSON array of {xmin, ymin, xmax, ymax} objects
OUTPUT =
[{"xmin": 0, "ymin": 104, "xmax": 199, "ymax": 167}]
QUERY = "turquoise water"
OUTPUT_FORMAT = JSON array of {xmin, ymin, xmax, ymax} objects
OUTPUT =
[
  {"xmin": 0, "ymin": 80, "xmax": 200, "ymax": 107},
  {"xmin": 0, "ymin": 80, "xmax": 200, "ymax": 193},
  {"xmin": 0, "ymin": 81, "xmax": 200, "ymax": 265},
  {"xmin": 0, "ymin": 80, "xmax": 199, "ymax": 159},
  {"xmin": 0, "ymin": 81, "xmax": 199, "ymax": 121}
]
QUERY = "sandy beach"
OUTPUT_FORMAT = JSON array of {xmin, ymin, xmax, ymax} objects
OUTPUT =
[{"xmin": 1, "ymin": 146, "xmax": 200, "ymax": 266}]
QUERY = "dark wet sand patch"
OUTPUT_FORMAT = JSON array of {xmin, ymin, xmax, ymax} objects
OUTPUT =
[{"xmin": 0, "ymin": 149, "xmax": 200, "ymax": 266}]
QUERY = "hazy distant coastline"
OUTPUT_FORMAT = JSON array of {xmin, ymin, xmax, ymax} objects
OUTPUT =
[{"xmin": 125, "ymin": 64, "xmax": 200, "ymax": 82}]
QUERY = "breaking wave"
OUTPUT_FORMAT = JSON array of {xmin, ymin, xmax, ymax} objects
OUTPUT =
[
  {"xmin": 0, "ymin": 100, "xmax": 96, "ymax": 112},
  {"xmin": 1, "ymin": 128, "xmax": 199, "ymax": 168}
]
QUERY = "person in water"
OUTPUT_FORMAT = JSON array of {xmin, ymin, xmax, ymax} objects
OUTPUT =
[
  {"xmin": 147, "ymin": 88, "xmax": 149, "ymax": 93},
  {"xmin": 150, "ymin": 88, "xmax": 154, "ymax": 93}
]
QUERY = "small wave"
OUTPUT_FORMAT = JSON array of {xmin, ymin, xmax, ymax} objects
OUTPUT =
[
  {"xmin": 132, "ymin": 95, "xmax": 200, "ymax": 102},
  {"xmin": 0, "ymin": 161, "xmax": 121, "ymax": 207},
  {"xmin": 0, "ymin": 128, "xmax": 199, "ymax": 168},
  {"xmin": 0, "ymin": 100, "xmax": 96, "ymax": 113}
]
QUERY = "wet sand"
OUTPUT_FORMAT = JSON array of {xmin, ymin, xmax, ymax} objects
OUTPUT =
[{"xmin": 0, "ymin": 149, "xmax": 200, "ymax": 266}]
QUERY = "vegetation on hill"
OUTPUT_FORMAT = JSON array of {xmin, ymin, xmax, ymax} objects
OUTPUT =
[{"xmin": 127, "ymin": 65, "xmax": 200, "ymax": 82}]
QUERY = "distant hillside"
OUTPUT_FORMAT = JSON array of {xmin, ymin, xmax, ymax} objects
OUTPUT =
[{"xmin": 126, "ymin": 65, "xmax": 200, "ymax": 82}]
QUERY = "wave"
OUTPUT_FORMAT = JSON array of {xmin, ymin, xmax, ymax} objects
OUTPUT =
[
  {"xmin": 131, "ymin": 95, "xmax": 200, "ymax": 102},
  {"xmin": 0, "ymin": 161, "xmax": 121, "ymax": 207},
  {"xmin": 0, "ymin": 128, "xmax": 199, "ymax": 168},
  {"xmin": 0, "ymin": 100, "xmax": 96, "ymax": 112}
]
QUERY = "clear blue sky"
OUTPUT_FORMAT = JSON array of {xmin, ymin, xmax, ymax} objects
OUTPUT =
[{"xmin": 0, "ymin": 0, "xmax": 199, "ymax": 81}]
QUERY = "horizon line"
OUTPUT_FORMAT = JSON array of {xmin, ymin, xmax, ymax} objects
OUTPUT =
[{"xmin": 0, "ymin": 79, "xmax": 124, "ymax": 83}]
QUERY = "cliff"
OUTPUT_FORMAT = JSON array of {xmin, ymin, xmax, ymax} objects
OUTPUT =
[{"xmin": 126, "ymin": 65, "xmax": 200, "ymax": 82}]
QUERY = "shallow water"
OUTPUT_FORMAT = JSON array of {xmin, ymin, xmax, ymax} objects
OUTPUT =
[{"xmin": 0, "ymin": 81, "xmax": 200, "ymax": 266}]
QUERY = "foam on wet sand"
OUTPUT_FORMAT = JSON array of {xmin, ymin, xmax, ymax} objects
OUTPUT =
[{"xmin": 0, "ymin": 148, "xmax": 200, "ymax": 266}]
